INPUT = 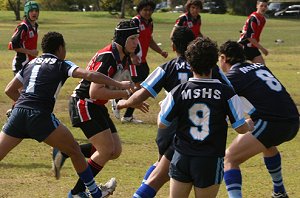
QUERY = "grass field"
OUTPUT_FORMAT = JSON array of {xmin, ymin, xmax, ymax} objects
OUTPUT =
[{"xmin": 0, "ymin": 11, "xmax": 299, "ymax": 198}]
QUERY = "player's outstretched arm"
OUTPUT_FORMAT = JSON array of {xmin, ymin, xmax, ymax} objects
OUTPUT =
[
  {"xmin": 72, "ymin": 67, "xmax": 134, "ymax": 90},
  {"xmin": 117, "ymin": 88, "xmax": 151, "ymax": 110}
]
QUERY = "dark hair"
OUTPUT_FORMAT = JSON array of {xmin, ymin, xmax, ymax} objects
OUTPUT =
[
  {"xmin": 185, "ymin": 37, "xmax": 218, "ymax": 75},
  {"xmin": 185, "ymin": 0, "xmax": 203, "ymax": 11},
  {"xmin": 136, "ymin": 0, "xmax": 156, "ymax": 13},
  {"xmin": 219, "ymin": 41, "xmax": 246, "ymax": 65},
  {"xmin": 257, "ymin": 0, "xmax": 268, "ymax": 3},
  {"xmin": 171, "ymin": 26, "xmax": 195, "ymax": 56},
  {"xmin": 114, "ymin": 20, "xmax": 139, "ymax": 48},
  {"xmin": 41, "ymin": 32, "xmax": 65, "ymax": 54}
]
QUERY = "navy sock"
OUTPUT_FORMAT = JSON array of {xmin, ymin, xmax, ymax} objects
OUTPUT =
[
  {"xmin": 141, "ymin": 164, "xmax": 156, "ymax": 184},
  {"xmin": 224, "ymin": 169, "xmax": 242, "ymax": 198},
  {"xmin": 264, "ymin": 153, "xmax": 286, "ymax": 193},
  {"xmin": 133, "ymin": 183, "xmax": 156, "ymax": 198},
  {"xmin": 77, "ymin": 166, "xmax": 101, "ymax": 198}
]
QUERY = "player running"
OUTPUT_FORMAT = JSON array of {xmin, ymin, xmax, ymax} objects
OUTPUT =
[
  {"xmin": 0, "ymin": 31, "xmax": 133, "ymax": 198},
  {"xmin": 51, "ymin": 20, "xmax": 148, "ymax": 198}
]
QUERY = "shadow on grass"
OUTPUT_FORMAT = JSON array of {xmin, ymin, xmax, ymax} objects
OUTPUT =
[{"xmin": 0, "ymin": 162, "xmax": 51, "ymax": 169}]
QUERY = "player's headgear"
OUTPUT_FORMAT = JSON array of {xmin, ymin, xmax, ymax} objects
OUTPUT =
[
  {"xmin": 114, "ymin": 20, "xmax": 139, "ymax": 49},
  {"xmin": 24, "ymin": 1, "xmax": 39, "ymax": 18}
]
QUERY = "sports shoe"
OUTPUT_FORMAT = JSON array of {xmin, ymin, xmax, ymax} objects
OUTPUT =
[
  {"xmin": 52, "ymin": 147, "xmax": 66, "ymax": 180},
  {"xmin": 67, "ymin": 191, "xmax": 89, "ymax": 198},
  {"xmin": 121, "ymin": 116, "xmax": 143, "ymax": 124},
  {"xmin": 272, "ymin": 192, "xmax": 289, "ymax": 198},
  {"xmin": 111, "ymin": 99, "xmax": 121, "ymax": 120},
  {"xmin": 98, "ymin": 177, "xmax": 117, "ymax": 198}
]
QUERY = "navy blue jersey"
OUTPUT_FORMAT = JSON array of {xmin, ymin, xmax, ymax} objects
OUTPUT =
[
  {"xmin": 226, "ymin": 62, "xmax": 299, "ymax": 121},
  {"xmin": 15, "ymin": 53, "xmax": 78, "ymax": 113},
  {"xmin": 141, "ymin": 56, "xmax": 192, "ymax": 97},
  {"xmin": 159, "ymin": 78, "xmax": 246, "ymax": 157},
  {"xmin": 141, "ymin": 56, "xmax": 230, "ymax": 97}
]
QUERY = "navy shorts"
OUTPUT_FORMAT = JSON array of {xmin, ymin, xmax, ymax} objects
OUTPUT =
[
  {"xmin": 251, "ymin": 118, "xmax": 299, "ymax": 148},
  {"xmin": 2, "ymin": 107, "xmax": 60, "ymax": 142},
  {"xmin": 131, "ymin": 62, "xmax": 150, "ymax": 83},
  {"xmin": 243, "ymin": 46, "xmax": 261, "ymax": 61},
  {"xmin": 156, "ymin": 118, "xmax": 178, "ymax": 160},
  {"xmin": 69, "ymin": 97, "xmax": 117, "ymax": 139},
  {"xmin": 169, "ymin": 150, "xmax": 224, "ymax": 188}
]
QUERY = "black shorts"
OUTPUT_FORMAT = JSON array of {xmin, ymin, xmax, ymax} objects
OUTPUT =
[
  {"xmin": 156, "ymin": 118, "xmax": 178, "ymax": 160},
  {"xmin": 2, "ymin": 107, "xmax": 60, "ymax": 142},
  {"xmin": 169, "ymin": 150, "xmax": 224, "ymax": 188},
  {"xmin": 131, "ymin": 62, "xmax": 150, "ymax": 83},
  {"xmin": 69, "ymin": 97, "xmax": 117, "ymax": 139},
  {"xmin": 243, "ymin": 46, "xmax": 261, "ymax": 61},
  {"xmin": 251, "ymin": 118, "xmax": 299, "ymax": 148}
]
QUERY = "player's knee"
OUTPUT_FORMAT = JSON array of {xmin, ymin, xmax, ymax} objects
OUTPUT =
[
  {"xmin": 64, "ymin": 141, "xmax": 82, "ymax": 159},
  {"xmin": 224, "ymin": 148, "xmax": 241, "ymax": 168}
]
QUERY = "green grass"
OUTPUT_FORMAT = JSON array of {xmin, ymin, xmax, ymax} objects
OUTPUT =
[{"xmin": 0, "ymin": 11, "xmax": 299, "ymax": 197}]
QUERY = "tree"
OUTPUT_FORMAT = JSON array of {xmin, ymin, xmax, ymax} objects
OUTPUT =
[{"xmin": 7, "ymin": 0, "xmax": 21, "ymax": 20}]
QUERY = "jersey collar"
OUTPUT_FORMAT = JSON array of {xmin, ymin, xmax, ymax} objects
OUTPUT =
[{"xmin": 189, "ymin": 78, "xmax": 221, "ymax": 83}]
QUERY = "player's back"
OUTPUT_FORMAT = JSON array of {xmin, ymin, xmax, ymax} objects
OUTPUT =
[
  {"xmin": 226, "ymin": 62, "xmax": 299, "ymax": 121},
  {"xmin": 15, "ymin": 54, "xmax": 73, "ymax": 113},
  {"xmin": 166, "ymin": 78, "xmax": 239, "ymax": 157}
]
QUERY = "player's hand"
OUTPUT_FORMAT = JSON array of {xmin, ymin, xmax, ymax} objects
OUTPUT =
[
  {"xmin": 120, "ymin": 81, "xmax": 135, "ymax": 90},
  {"xmin": 245, "ymin": 118, "xmax": 254, "ymax": 131},
  {"xmin": 160, "ymin": 51, "xmax": 168, "ymax": 58},
  {"xmin": 261, "ymin": 48, "xmax": 268, "ymax": 56},
  {"xmin": 117, "ymin": 99, "xmax": 149, "ymax": 113}
]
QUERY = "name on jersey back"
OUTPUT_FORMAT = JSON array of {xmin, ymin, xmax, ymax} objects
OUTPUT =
[{"xmin": 181, "ymin": 88, "xmax": 221, "ymax": 100}]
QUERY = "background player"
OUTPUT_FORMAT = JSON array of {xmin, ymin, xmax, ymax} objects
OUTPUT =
[
  {"xmin": 112, "ymin": 0, "xmax": 168, "ymax": 124},
  {"xmin": 0, "ymin": 31, "xmax": 132, "ymax": 198},
  {"xmin": 171, "ymin": 0, "xmax": 204, "ymax": 38},
  {"xmin": 6, "ymin": 1, "xmax": 40, "ymax": 117},
  {"xmin": 219, "ymin": 40, "xmax": 299, "ymax": 198},
  {"xmin": 158, "ymin": 37, "xmax": 250, "ymax": 198},
  {"xmin": 238, "ymin": 0, "xmax": 269, "ymax": 64},
  {"xmin": 8, "ymin": 1, "xmax": 40, "ymax": 76},
  {"xmin": 51, "ymin": 20, "xmax": 145, "ymax": 197}
]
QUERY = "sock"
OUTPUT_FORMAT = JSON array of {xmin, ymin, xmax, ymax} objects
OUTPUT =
[
  {"xmin": 124, "ymin": 107, "xmax": 134, "ymax": 118},
  {"xmin": 141, "ymin": 164, "xmax": 156, "ymax": 184},
  {"xmin": 264, "ymin": 153, "xmax": 286, "ymax": 193},
  {"xmin": 224, "ymin": 169, "xmax": 242, "ymax": 198},
  {"xmin": 61, "ymin": 143, "xmax": 95, "ymax": 159},
  {"xmin": 76, "ymin": 166, "xmax": 101, "ymax": 198},
  {"xmin": 72, "ymin": 159, "xmax": 103, "ymax": 197},
  {"xmin": 133, "ymin": 183, "xmax": 156, "ymax": 198}
]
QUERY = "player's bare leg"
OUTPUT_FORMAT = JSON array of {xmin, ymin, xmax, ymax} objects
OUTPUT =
[
  {"xmin": 169, "ymin": 179, "xmax": 192, "ymax": 198},
  {"xmin": 194, "ymin": 184, "xmax": 220, "ymax": 198},
  {"xmin": 145, "ymin": 155, "xmax": 170, "ymax": 191},
  {"xmin": 0, "ymin": 132, "xmax": 22, "ymax": 161}
]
